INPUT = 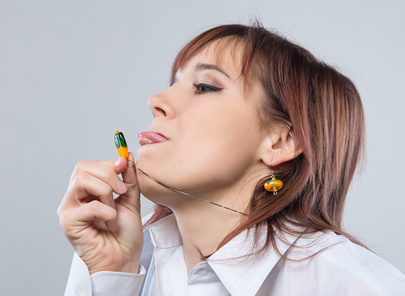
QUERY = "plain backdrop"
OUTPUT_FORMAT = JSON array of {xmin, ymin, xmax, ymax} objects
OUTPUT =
[{"xmin": 0, "ymin": 0, "xmax": 404, "ymax": 294}]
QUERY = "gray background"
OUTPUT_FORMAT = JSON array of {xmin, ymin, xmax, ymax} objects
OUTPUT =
[{"xmin": 1, "ymin": 0, "xmax": 404, "ymax": 294}]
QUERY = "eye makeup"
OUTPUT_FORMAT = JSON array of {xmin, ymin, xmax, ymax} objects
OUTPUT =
[{"xmin": 193, "ymin": 83, "xmax": 223, "ymax": 94}]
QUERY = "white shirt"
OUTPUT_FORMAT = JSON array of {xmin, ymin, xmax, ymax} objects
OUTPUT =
[{"xmin": 64, "ymin": 214, "xmax": 405, "ymax": 296}]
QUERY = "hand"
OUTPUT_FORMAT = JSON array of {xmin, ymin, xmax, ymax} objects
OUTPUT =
[{"xmin": 57, "ymin": 152, "xmax": 143, "ymax": 274}]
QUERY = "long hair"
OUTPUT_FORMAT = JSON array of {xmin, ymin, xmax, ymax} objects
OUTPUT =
[{"xmin": 145, "ymin": 23, "xmax": 366, "ymax": 254}]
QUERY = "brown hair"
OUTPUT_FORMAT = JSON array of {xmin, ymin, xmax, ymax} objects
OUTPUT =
[{"xmin": 145, "ymin": 23, "xmax": 366, "ymax": 254}]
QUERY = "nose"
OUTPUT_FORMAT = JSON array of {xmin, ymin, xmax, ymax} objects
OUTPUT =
[{"xmin": 147, "ymin": 89, "xmax": 176, "ymax": 119}]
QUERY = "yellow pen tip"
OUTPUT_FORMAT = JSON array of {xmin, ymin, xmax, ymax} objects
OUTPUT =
[{"xmin": 115, "ymin": 130, "xmax": 120, "ymax": 134}]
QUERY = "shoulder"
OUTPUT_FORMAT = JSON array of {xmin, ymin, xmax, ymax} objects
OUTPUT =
[{"xmin": 279, "ymin": 231, "xmax": 405, "ymax": 296}]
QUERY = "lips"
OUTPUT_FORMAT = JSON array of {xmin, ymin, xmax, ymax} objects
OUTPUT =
[{"xmin": 138, "ymin": 131, "xmax": 168, "ymax": 146}]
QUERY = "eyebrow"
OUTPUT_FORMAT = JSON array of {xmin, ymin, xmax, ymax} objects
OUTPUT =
[{"xmin": 194, "ymin": 63, "xmax": 231, "ymax": 79}]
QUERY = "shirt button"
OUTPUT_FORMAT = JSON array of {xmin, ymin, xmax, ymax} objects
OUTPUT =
[{"xmin": 78, "ymin": 292, "xmax": 87, "ymax": 296}]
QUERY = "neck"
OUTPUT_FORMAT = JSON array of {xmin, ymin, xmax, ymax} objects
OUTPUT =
[
  {"xmin": 174, "ymin": 204, "xmax": 244, "ymax": 273},
  {"xmin": 170, "ymin": 179, "xmax": 254, "ymax": 274}
]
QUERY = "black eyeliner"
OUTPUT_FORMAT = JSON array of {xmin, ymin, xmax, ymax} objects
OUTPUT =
[{"xmin": 193, "ymin": 83, "xmax": 223, "ymax": 94}]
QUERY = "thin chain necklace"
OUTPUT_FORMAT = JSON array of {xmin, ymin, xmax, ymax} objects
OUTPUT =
[{"xmin": 134, "ymin": 165, "xmax": 248, "ymax": 216}]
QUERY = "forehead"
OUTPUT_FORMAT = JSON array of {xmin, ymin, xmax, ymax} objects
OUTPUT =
[{"xmin": 178, "ymin": 39, "xmax": 244, "ymax": 80}]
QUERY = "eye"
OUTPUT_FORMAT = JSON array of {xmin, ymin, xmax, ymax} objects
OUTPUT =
[{"xmin": 193, "ymin": 83, "xmax": 223, "ymax": 95}]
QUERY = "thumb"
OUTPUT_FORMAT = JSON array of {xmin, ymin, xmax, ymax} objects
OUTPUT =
[
  {"xmin": 116, "ymin": 152, "xmax": 140, "ymax": 209},
  {"xmin": 121, "ymin": 152, "xmax": 137, "ymax": 186}
]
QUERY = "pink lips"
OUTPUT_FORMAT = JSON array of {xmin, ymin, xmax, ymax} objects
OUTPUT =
[{"xmin": 138, "ymin": 131, "xmax": 168, "ymax": 146}]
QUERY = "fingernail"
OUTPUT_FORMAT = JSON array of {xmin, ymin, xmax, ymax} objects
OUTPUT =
[
  {"xmin": 114, "ymin": 158, "xmax": 122, "ymax": 167},
  {"xmin": 116, "ymin": 179, "xmax": 127, "ymax": 194}
]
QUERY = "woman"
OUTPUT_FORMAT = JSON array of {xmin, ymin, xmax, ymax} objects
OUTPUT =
[{"xmin": 58, "ymin": 23, "xmax": 405, "ymax": 295}]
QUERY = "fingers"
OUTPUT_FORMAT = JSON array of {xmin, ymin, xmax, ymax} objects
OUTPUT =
[
  {"xmin": 112, "ymin": 157, "xmax": 129, "ymax": 175},
  {"xmin": 61, "ymin": 200, "xmax": 118, "ymax": 237},
  {"xmin": 77, "ymin": 159, "xmax": 127, "ymax": 193},
  {"xmin": 93, "ymin": 156, "xmax": 129, "ymax": 176},
  {"xmin": 58, "ymin": 155, "xmax": 140, "ymax": 231},
  {"xmin": 71, "ymin": 172, "xmax": 114, "ymax": 204},
  {"xmin": 79, "ymin": 201, "xmax": 118, "ymax": 232},
  {"xmin": 60, "ymin": 159, "xmax": 127, "ymax": 212}
]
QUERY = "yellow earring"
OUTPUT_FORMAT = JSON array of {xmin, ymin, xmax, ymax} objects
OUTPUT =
[{"xmin": 264, "ymin": 168, "xmax": 283, "ymax": 195}]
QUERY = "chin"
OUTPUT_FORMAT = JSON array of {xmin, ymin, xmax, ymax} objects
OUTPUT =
[{"xmin": 136, "ymin": 170, "xmax": 178, "ymax": 208}]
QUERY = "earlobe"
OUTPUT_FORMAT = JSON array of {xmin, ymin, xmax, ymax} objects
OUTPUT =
[{"xmin": 261, "ymin": 130, "xmax": 302, "ymax": 167}]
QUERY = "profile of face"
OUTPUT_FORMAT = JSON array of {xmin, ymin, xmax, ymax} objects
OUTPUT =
[{"xmin": 136, "ymin": 40, "xmax": 272, "ymax": 210}]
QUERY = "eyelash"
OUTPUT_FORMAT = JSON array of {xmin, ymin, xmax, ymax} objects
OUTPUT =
[{"xmin": 193, "ymin": 83, "xmax": 223, "ymax": 95}]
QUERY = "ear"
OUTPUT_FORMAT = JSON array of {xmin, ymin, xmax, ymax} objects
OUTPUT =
[{"xmin": 261, "ymin": 126, "xmax": 302, "ymax": 168}]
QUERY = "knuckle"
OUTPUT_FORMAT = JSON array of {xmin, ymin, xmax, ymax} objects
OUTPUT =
[
  {"xmin": 58, "ymin": 212, "xmax": 72, "ymax": 234},
  {"xmin": 88, "ymin": 200, "xmax": 101, "ymax": 211},
  {"xmin": 99, "ymin": 185, "xmax": 113, "ymax": 199},
  {"xmin": 100, "ymin": 168, "xmax": 116, "ymax": 183},
  {"xmin": 72, "ymin": 171, "xmax": 89, "ymax": 187},
  {"xmin": 70, "ymin": 160, "xmax": 90, "ymax": 183},
  {"xmin": 74, "ymin": 159, "xmax": 90, "ymax": 173}
]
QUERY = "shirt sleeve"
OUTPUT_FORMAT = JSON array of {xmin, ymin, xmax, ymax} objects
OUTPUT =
[{"xmin": 64, "ymin": 253, "xmax": 146, "ymax": 296}]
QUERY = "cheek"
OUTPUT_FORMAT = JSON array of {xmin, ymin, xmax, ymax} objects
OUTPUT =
[{"xmin": 176, "ymin": 106, "xmax": 263, "ymax": 181}]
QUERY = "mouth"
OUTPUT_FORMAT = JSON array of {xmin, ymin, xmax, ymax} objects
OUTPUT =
[{"xmin": 138, "ymin": 131, "xmax": 168, "ymax": 146}]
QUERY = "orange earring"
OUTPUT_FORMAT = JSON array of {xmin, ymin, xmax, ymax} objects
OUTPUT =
[{"xmin": 264, "ymin": 167, "xmax": 283, "ymax": 195}]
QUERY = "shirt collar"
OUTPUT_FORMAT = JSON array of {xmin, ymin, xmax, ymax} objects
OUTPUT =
[
  {"xmin": 207, "ymin": 224, "xmax": 300, "ymax": 295},
  {"xmin": 147, "ymin": 214, "xmax": 182, "ymax": 249},
  {"xmin": 146, "ymin": 214, "xmax": 300, "ymax": 295}
]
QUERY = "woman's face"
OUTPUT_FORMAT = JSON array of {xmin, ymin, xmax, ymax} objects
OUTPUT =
[{"xmin": 136, "ymin": 41, "xmax": 269, "ymax": 207}]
